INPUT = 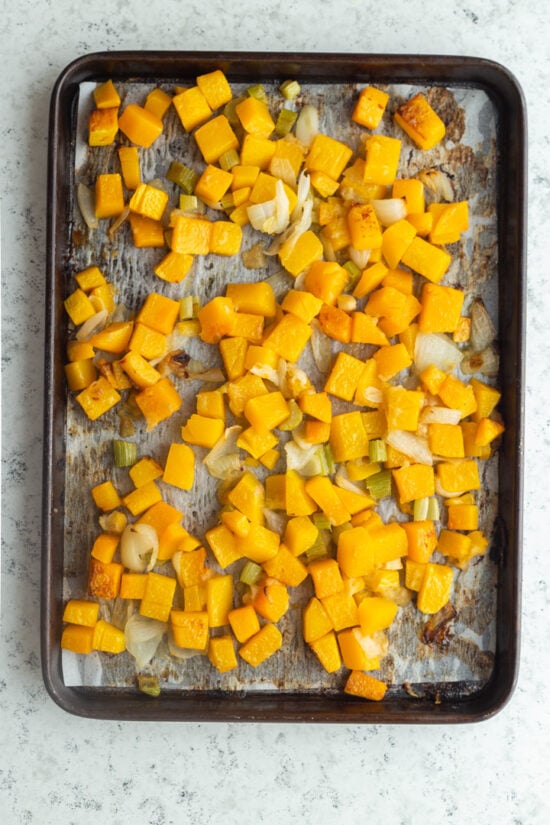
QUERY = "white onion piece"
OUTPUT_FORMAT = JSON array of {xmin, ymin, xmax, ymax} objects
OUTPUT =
[
  {"xmin": 284, "ymin": 440, "xmax": 321, "ymax": 475},
  {"xmin": 249, "ymin": 363, "xmax": 280, "ymax": 386},
  {"xmin": 310, "ymin": 321, "xmax": 333, "ymax": 373},
  {"xmin": 263, "ymin": 508, "xmax": 287, "ymax": 535},
  {"xmin": 203, "ymin": 425, "xmax": 243, "ymax": 480},
  {"xmin": 470, "ymin": 299, "xmax": 497, "ymax": 352},
  {"xmin": 120, "ymin": 523, "xmax": 159, "ymax": 572},
  {"xmin": 337, "ymin": 294, "xmax": 357, "ymax": 312},
  {"xmin": 334, "ymin": 468, "xmax": 367, "ymax": 495},
  {"xmin": 75, "ymin": 308, "xmax": 108, "ymax": 341},
  {"xmin": 108, "ymin": 206, "xmax": 130, "ymax": 241},
  {"xmin": 348, "ymin": 246, "xmax": 371, "ymax": 270},
  {"xmin": 414, "ymin": 331, "xmax": 463, "ymax": 374},
  {"xmin": 125, "ymin": 613, "xmax": 167, "ymax": 668},
  {"xmin": 265, "ymin": 269, "xmax": 293, "ymax": 298},
  {"xmin": 371, "ymin": 198, "xmax": 407, "ymax": 226},
  {"xmin": 270, "ymin": 156, "xmax": 297, "ymax": 187},
  {"xmin": 295, "ymin": 104, "xmax": 319, "ymax": 146},
  {"xmin": 77, "ymin": 183, "xmax": 99, "ymax": 229},
  {"xmin": 417, "ymin": 168, "xmax": 454, "ymax": 201},
  {"xmin": 419, "ymin": 406, "xmax": 462, "ymax": 425},
  {"xmin": 461, "ymin": 345, "xmax": 499, "ymax": 377},
  {"xmin": 247, "ymin": 199, "xmax": 276, "ymax": 232},
  {"xmin": 386, "ymin": 430, "xmax": 433, "ymax": 465}
]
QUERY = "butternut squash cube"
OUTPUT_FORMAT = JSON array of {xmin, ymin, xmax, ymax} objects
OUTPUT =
[
  {"xmin": 305, "ymin": 476, "xmax": 351, "ymax": 527},
  {"xmin": 61, "ymin": 624, "xmax": 95, "ymax": 654},
  {"xmin": 172, "ymin": 546, "xmax": 209, "ymax": 589},
  {"xmin": 352, "ymin": 261, "xmax": 389, "ymax": 299},
  {"xmin": 128, "ymin": 323, "xmax": 167, "ymax": 361},
  {"xmin": 162, "ymin": 443, "xmax": 194, "ymax": 490},
  {"xmin": 400, "ymin": 236, "xmax": 451, "ymax": 284},
  {"xmin": 119, "ymin": 350, "xmax": 161, "ymax": 388},
  {"xmin": 321, "ymin": 591, "xmax": 359, "ymax": 631},
  {"xmin": 194, "ymin": 114, "xmax": 239, "ymax": 164},
  {"xmin": 171, "ymin": 610, "xmax": 209, "ymax": 649},
  {"xmin": 428, "ymin": 422, "xmax": 465, "ymax": 458},
  {"xmin": 253, "ymin": 581, "xmax": 289, "ymax": 622},
  {"xmin": 88, "ymin": 107, "xmax": 118, "ymax": 146},
  {"xmin": 417, "ymin": 562, "xmax": 454, "ymax": 614},
  {"xmin": 350, "ymin": 312, "xmax": 389, "ymax": 346},
  {"xmin": 438, "ymin": 375, "xmax": 477, "ymax": 419},
  {"xmin": 373, "ymin": 342, "xmax": 412, "ymax": 380},
  {"xmin": 171, "ymin": 215, "xmax": 213, "ymax": 255},
  {"xmin": 239, "ymin": 135, "xmax": 275, "ymax": 169},
  {"xmin": 64, "ymin": 358, "xmax": 97, "ymax": 391},
  {"xmin": 338, "ymin": 628, "xmax": 381, "ymax": 672},
  {"xmin": 129, "ymin": 214, "xmax": 165, "ymax": 248},
  {"xmin": 263, "ymin": 313, "xmax": 312, "ymax": 363},
  {"xmin": 429, "ymin": 200, "xmax": 469, "ymax": 245},
  {"xmin": 352, "ymin": 85, "xmax": 389, "ymax": 130},
  {"xmin": 419, "ymin": 282, "xmax": 465, "ymax": 334},
  {"xmin": 239, "ymin": 623, "xmax": 282, "ymax": 667},
  {"xmin": 181, "ymin": 414, "xmax": 224, "ymax": 448},
  {"xmin": 227, "ymin": 472, "xmax": 265, "ymax": 524},
  {"xmin": 330, "ymin": 412, "xmax": 370, "ymax": 463},
  {"xmin": 306, "ymin": 133, "xmax": 353, "ymax": 180},
  {"xmin": 119, "ymin": 103, "xmax": 164, "ymax": 148},
  {"xmin": 347, "ymin": 202, "xmax": 383, "ymax": 250},
  {"xmin": 210, "ymin": 220, "xmax": 243, "ymax": 256},
  {"xmin": 63, "ymin": 599, "xmax": 100, "ymax": 628},
  {"xmin": 392, "ymin": 463, "xmax": 435, "ymax": 504},
  {"xmin": 344, "ymin": 670, "xmax": 387, "ymax": 701},
  {"xmin": 262, "ymin": 544, "xmax": 309, "ymax": 587},
  {"xmin": 309, "ymin": 630, "xmax": 342, "ymax": 673},
  {"xmin": 226, "ymin": 282, "xmax": 276, "ymax": 317},
  {"xmin": 173, "ymin": 86, "xmax": 212, "ymax": 131},
  {"xmin": 244, "ymin": 391, "xmax": 290, "ymax": 432},
  {"xmin": 76, "ymin": 376, "xmax": 121, "ymax": 420},
  {"xmin": 308, "ymin": 557, "xmax": 344, "ymax": 600},
  {"xmin": 208, "ymin": 635, "xmax": 238, "ymax": 673},
  {"xmin": 447, "ymin": 504, "xmax": 479, "ymax": 531},
  {"xmin": 144, "ymin": 87, "xmax": 172, "ymax": 120},
  {"xmin": 236, "ymin": 95, "xmax": 275, "ymax": 138},
  {"xmin": 394, "ymin": 93, "xmax": 446, "ymax": 150},
  {"xmin": 285, "ymin": 470, "xmax": 317, "ymax": 516},
  {"xmin": 91, "ymin": 480, "xmax": 121, "ymax": 512},
  {"xmin": 93, "ymin": 79, "xmax": 121, "ymax": 109},
  {"xmin": 91, "ymin": 320, "xmax": 135, "ymax": 354},
  {"xmin": 336, "ymin": 526, "xmax": 375, "ymax": 578},
  {"xmin": 134, "ymin": 377, "xmax": 182, "ymax": 431},
  {"xmin": 392, "ymin": 178, "xmax": 425, "ymax": 215},
  {"xmin": 237, "ymin": 522, "xmax": 280, "ymax": 564},
  {"xmin": 237, "ymin": 426, "xmax": 278, "ymax": 460},
  {"xmin": 357, "ymin": 596, "xmax": 398, "ymax": 636},
  {"xmin": 64, "ymin": 288, "xmax": 96, "ymax": 326},
  {"xmin": 437, "ymin": 459, "xmax": 480, "ymax": 494},
  {"xmin": 118, "ymin": 146, "xmax": 141, "ymax": 190},
  {"xmin": 281, "ymin": 289, "xmax": 323, "ymax": 323},
  {"xmin": 401, "ymin": 519, "xmax": 438, "ymax": 563},
  {"xmin": 206, "ymin": 574, "xmax": 233, "ymax": 627},
  {"xmin": 196, "ymin": 69, "xmax": 232, "ymax": 110},
  {"xmin": 88, "ymin": 558, "xmax": 123, "ymax": 600},
  {"xmin": 92, "ymin": 620, "xmax": 125, "ymax": 654},
  {"xmin": 129, "ymin": 183, "xmax": 169, "ymax": 222},
  {"xmin": 154, "ymin": 251, "xmax": 194, "ymax": 283},
  {"xmin": 303, "ymin": 597, "xmax": 333, "ymax": 643},
  {"xmin": 278, "ymin": 229, "xmax": 323, "ymax": 276},
  {"xmin": 137, "ymin": 293, "xmax": 180, "ymax": 335},
  {"xmin": 195, "ymin": 164, "xmax": 233, "ymax": 206},
  {"xmin": 470, "ymin": 378, "xmax": 501, "ymax": 422},
  {"xmin": 228, "ymin": 604, "xmax": 261, "ymax": 643},
  {"xmin": 304, "ymin": 260, "xmax": 348, "ymax": 305},
  {"xmin": 363, "ymin": 134, "xmax": 401, "ymax": 185}
]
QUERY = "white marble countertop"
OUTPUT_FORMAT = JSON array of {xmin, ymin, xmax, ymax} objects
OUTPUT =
[{"xmin": 1, "ymin": 1, "xmax": 549, "ymax": 822}]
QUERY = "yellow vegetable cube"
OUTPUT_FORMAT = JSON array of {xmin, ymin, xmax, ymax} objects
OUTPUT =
[
  {"xmin": 262, "ymin": 544, "xmax": 309, "ymax": 587},
  {"xmin": 171, "ymin": 610, "xmax": 209, "ymax": 650},
  {"xmin": 91, "ymin": 480, "xmax": 121, "ymax": 512},
  {"xmin": 92, "ymin": 620, "xmax": 125, "ymax": 654},
  {"xmin": 428, "ymin": 423, "xmax": 465, "ymax": 458},
  {"xmin": 94, "ymin": 173, "xmax": 125, "ymax": 218},
  {"xmin": 436, "ymin": 460, "xmax": 480, "ymax": 494},
  {"xmin": 76, "ymin": 377, "xmax": 121, "ymax": 421},
  {"xmin": 303, "ymin": 597, "xmax": 333, "ymax": 643},
  {"xmin": 129, "ymin": 183, "xmax": 169, "ymax": 221},
  {"xmin": 306, "ymin": 133, "xmax": 353, "ymax": 180},
  {"xmin": 134, "ymin": 377, "xmax": 182, "ymax": 431},
  {"xmin": 144, "ymin": 87, "xmax": 172, "ymax": 119},
  {"xmin": 119, "ymin": 350, "xmax": 161, "ymax": 388},
  {"xmin": 308, "ymin": 557, "xmax": 344, "ymax": 600},
  {"xmin": 206, "ymin": 574, "xmax": 234, "ymax": 628},
  {"xmin": 227, "ymin": 472, "xmax": 265, "ymax": 524},
  {"xmin": 330, "ymin": 412, "xmax": 370, "ymax": 463},
  {"xmin": 64, "ymin": 288, "xmax": 96, "ymax": 326},
  {"xmin": 278, "ymin": 229, "xmax": 323, "ymax": 276},
  {"xmin": 181, "ymin": 414, "xmax": 224, "ymax": 448},
  {"xmin": 357, "ymin": 596, "xmax": 398, "ymax": 636},
  {"xmin": 285, "ymin": 470, "xmax": 317, "ymax": 516},
  {"xmin": 194, "ymin": 114, "xmax": 239, "ymax": 164},
  {"xmin": 228, "ymin": 604, "xmax": 261, "ymax": 643},
  {"xmin": 363, "ymin": 134, "xmax": 402, "ymax": 185},
  {"xmin": 196, "ymin": 69, "xmax": 232, "ymax": 110},
  {"xmin": 208, "ymin": 635, "xmax": 238, "ymax": 673},
  {"xmin": 118, "ymin": 146, "xmax": 141, "ymax": 190},
  {"xmin": 64, "ymin": 359, "xmax": 97, "ymax": 391},
  {"xmin": 417, "ymin": 562, "xmax": 454, "ymax": 614},
  {"xmin": 163, "ymin": 443, "xmax": 194, "ymax": 490},
  {"xmin": 392, "ymin": 464, "xmax": 435, "ymax": 504},
  {"xmin": 62, "ymin": 599, "xmax": 99, "ymax": 627},
  {"xmin": 309, "ymin": 631, "xmax": 342, "ymax": 673},
  {"xmin": 447, "ymin": 504, "xmax": 479, "ymax": 531},
  {"xmin": 93, "ymin": 79, "xmax": 121, "ymax": 109},
  {"xmin": 394, "ymin": 93, "xmax": 446, "ymax": 150},
  {"xmin": 352, "ymin": 85, "xmax": 389, "ymax": 129},
  {"xmin": 88, "ymin": 107, "xmax": 118, "ymax": 146},
  {"xmin": 321, "ymin": 591, "xmax": 359, "ymax": 631},
  {"xmin": 173, "ymin": 86, "xmax": 212, "ymax": 131},
  {"xmin": 263, "ymin": 313, "xmax": 312, "ymax": 362},
  {"xmin": 236, "ymin": 96, "xmax": 275, "ymax": 138},
  {"xmin": 239, "ymin": 623, "xmax": 282, "ymax": 667},
  {"xmin": 118, "ymin": 103, "xmax": 163, "ymax": 148},
  {"xmin": 400, "ymin": 236, "xmax": 451, "ymax": 284},
  {"xmin": 344, "ymin": 670, "xmax": 387, "ymax": 701},
  {"xmin": 123, "ymin": 480, "xmax": 162, "ymax": 517}
]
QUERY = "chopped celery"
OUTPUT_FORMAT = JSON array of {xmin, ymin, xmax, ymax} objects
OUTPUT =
[
  {"xmin": 278, "ymin": 399, "xmax": 303, "ymax": 431},
  {"xmin": 305, "ymin": 534, "xmax": 329, "ymax": 562},
  {"xmin": 280, "ymin": 79, "xmax": 301, "ymax": 100},
  {"xmin": 312, "ymin": 513, "xmax": 331, "ymax": 531},
  {"xmin": 343, "ymin": 259, "xmax": 362, "ymax": 289},
  {"xmin": 220, "ymin": 192, "xmax": 235, "ymax": 212},
  {"xmin": 113, "ymin": 439, "xmax": 137, "ymax": 467},
  {"xmin": 247, "ymin": 83, "xmax": 267, "ymax": 102},
  {"xmin": 323, "ymin": 445, "xmax": 336, "ymax": 475},
  {"xmin": 224, "ymin": 95, "xmax": 247, "ymax": 126},
  {"xmin": 167, "ymin": 161, "xmax": 198, "ymax": 194},
  {"xmin": 218, "ymin": 148, "xmax": 240, "ymax": 171},
  {"xmin": 366, "ymin": 469, "xmax": 392, "ymax": 499},
  {"xmin": 179, "ymin": 194, "xmax": 200, "ymax": 213},
  {"xmin": 240, "ymin": 560, "xmax": 263, "ymax": 586},
  {"xmin": 137, "ymin": 674, "xmax": 161, "ymax": 697},
  {"xmin": 413, "ymin": 497, "xmax": 429, "ymax": 521},
  {"xmin": 427, "ymin": 497, "xmax": 440, "ymax": 521},
  {"xmin": 275, "ymin": 108, "xmax": 298, "ymax": 137},
  {"xmin": 369, "ymin": 439, "xmax": 387, "ymax": 463}
]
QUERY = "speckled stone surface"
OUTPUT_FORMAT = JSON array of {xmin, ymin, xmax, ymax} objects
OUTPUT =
[{"xmin": 1, "ymin": 2, "xmax": 549, "ymax": 823}]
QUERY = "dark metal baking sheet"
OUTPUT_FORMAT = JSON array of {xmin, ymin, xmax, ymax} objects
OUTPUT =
[{"xmin": 42, "ymin": 51, "xmax": 525, "ymax": 722}]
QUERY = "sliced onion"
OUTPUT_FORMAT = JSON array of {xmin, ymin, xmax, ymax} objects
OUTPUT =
[
  {"xmin": 371, "ymin": 198, "xmax": 407, "ymax": 226},
  {"xmin": 284, "ymin": 440, "xmax": 321, "ymax": 475},
  {"xmin": 310, "ymin": 320, "xmax": 333, "ymax": 374},
  {"xmin": 75, "ymin": 308, "xmax": 109, "ymax": 341},
  {"xmin": 419, "ymin": 406, "xmax": 462, "ymax": 425},
  {"xmin": 356, "ymin": 386, "xmax": 384, "ymax": 407},
  {"xmin": 348, "ymin": 246, "xmax": 371, "ymax": 270},
  {"xmin": 203, "ymin": 425, "xmax": 244, "ymax": 481},
  {"xmin": 470, "ymin": 298, "xmax": 497, "ymax": 352},
  {"xmin": 417, "ymin": 168, "xmax": 454, "ymax": 201},
  {"xmin": 77, "ymin": 182, "xmax": 99, "ymax": 229},
  {"xmin": 386, "ymin": 430, "xmax": 433, "ymax": 465},
  {"xmin": 334, "ymin": 467, "xmax": 367, "ymax": 495},
  {"xmin": 461, "ymin": 345, "xmax": 499, "ymax": 377},
  {"xmin": 108, "ymin": 206, "xmax": 130, "ymax": 241},
  {"xmin": 120, "ymin": 523, "xmax": 159, "ymax": 572},
  {"xmin": 295, "ymin": 104, "xmax": 319, "ymax": 146},
  {"xmin": 249, "ymin": 363, "xmax": 280, "ymax": 386},
  {"xmin": 247, "ymin": 199, "xmax": 277, "ymax": 232},
  {"xmin": 414, "ymin": 331, "xmax": 463, "ymax": 374},
  {"xmin": 125, "ymin": 613, "xmax": 167, "ymax": 668},
  {"xmin": 167, "ymin": 634, "xmax": 206, "ymax": 659}
]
